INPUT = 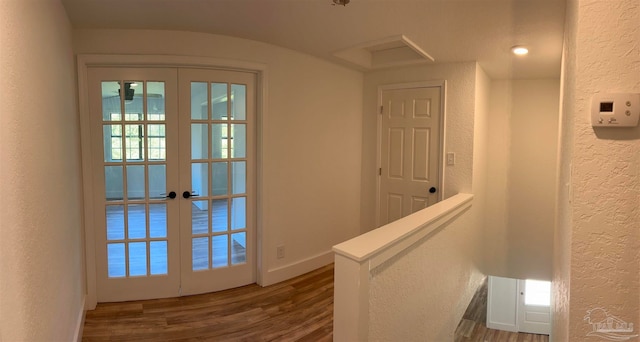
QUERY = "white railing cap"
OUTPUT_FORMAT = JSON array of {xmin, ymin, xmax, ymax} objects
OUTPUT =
[{"xmin": 333, "ymin": 193, "xmax": 473, "ymax": 263}]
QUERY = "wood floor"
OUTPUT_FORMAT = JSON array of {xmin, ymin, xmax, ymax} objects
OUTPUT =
[
  {"xmin": 105, "ymin": 202, "xmax": 245, "ymax": 278},
  {"xmin": 84, "ymin": 264, "xmax": 548, "ymax": 341},
  {"xmin": 82, "ymin": 264, "xmax": 334, "ymax": 341},
  {"xmin": 454, "ymin": 278, "xmax": 550, "ymax": 342}
]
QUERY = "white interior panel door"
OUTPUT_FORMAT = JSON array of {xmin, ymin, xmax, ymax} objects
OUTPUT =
[
  {"xmin": 89, "ymin": 67, "xmax": 181, "ymax": 301},
  {"xmin": 486, "ymin": 276, "xmax": 551, "ymax": 335},
  {"xmin": 378, "ymin": 86, "xmax": 441, "ymax": 226},
  {"xmin": 517, "ymin": 279, "xmax": 551, "ymax": 335}
]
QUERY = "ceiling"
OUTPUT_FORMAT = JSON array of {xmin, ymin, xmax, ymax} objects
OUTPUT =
[{"xmin": 61, "ymin": 0, "xmax": 566, "ymax": 79}]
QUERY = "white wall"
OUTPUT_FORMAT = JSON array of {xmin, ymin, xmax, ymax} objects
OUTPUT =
[
  {"xmin": 0, "ymin": 1, "xmax": 85, "ymax": 340},
  {"xmin": 368, "ymin": 206, "xmax": 484, "ymax": 341},
  {"xmin": 485, "ymin": 80, "xmax": 559, "ymax": 281},
  {"xmin": 361, "ymin": 62, "xmax": 478, "ymax": 233},
  {"xmin": 556, "ymin": 0, "xmax": 640, "ymax": 338},
  {"xmin": 484, "ymin": 80, "xmax": 512, "ymax": 276},
  {"xmin": 73, "ymin": 29, "xmax": 364, "ymax": 284},
  {"xmin": 507, "ymin": 80, "xmax": 559, "ymax": 281}
]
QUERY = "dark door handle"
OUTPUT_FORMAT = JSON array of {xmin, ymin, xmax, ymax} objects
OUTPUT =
[
  {"xmin": 183, "ymin": 191, "xmax": 199, "ymax": 199},
  {"xmin": 165, "ymin": 191, "xmax": 177, "ymax": 199},
  {"xmin": 429, "ymin": 187, "xmax": 437, "ymax": 194}
]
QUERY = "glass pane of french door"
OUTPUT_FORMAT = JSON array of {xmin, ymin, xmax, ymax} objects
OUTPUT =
[
  {"xmin": 178, "ymin": 68, "xmax": 256, "ymax": 295},
  {"xmin": 89, "ymin": 67, "xmax": 180, "ymax": 302}
]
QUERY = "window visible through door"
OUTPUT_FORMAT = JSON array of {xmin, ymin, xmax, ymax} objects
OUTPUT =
[{"xmin": 105, "ymin": 82, "xmax": 167, "ymax": 162}]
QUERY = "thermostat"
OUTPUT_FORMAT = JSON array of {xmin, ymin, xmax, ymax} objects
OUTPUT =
[{"xmin": 591, "ymin": 93, "xmax": 640, "ymax": 127}]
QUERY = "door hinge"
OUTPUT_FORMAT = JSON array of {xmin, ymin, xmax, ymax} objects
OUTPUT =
[
  {"xmin": 379, "ymin": 105, "xmax": 383, "ymax": 114},
  {"xmin": 379, "ymin": 168, "xmax": 382, "ymax": 176}
]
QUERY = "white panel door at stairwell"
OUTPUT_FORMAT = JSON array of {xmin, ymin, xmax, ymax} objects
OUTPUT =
[
  {"xmin": 486, "ymin": 276, "xmax": 551, "ymax": 335},
  {"xmin": 378, "ymin": 86, "xmax": 441, "ymax": 226},
  {"xmin": 88, "ymin": 67, "xmax": 256, "ymax": 302},
  {"xmin": 517, "ymin": 279, "xmax": 551, "ymax": 335}
]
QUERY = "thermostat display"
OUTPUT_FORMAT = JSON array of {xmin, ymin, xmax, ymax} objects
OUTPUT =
[
  {"xmin": 591, "ymin": 93, "xmax": 640, "ymax": 127},
  {"xmin": 600, "ymin": 102, "xmax": 614, "ymax": 112}
]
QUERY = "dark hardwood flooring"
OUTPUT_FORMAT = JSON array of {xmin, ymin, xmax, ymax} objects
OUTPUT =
[
  {"xmin": 455, "ymin": 278, "xmax": 550, "ymax": 342},
  {"xmin": 84, "ymin": 264, "xmax": 548, "ymax": 341},
  {"xmin": 82, "ymin": 264, "xmax": 333, "ymax": 341}
]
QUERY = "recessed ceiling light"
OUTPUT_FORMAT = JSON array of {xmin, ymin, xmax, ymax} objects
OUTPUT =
[{"xmin": 511, "ymin": 46, "xmax": 529, "ymax": 56}]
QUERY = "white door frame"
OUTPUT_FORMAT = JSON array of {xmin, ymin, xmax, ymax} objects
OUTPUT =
[
  {"xmin": 77, "ymin": 54, "xmax": 267, "ymax": 310},
  {"xmin": 375, "ymin": 81, "xmax": 446, "ymax": 227}
]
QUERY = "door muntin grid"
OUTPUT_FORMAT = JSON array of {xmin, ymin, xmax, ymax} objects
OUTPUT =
[
  {"xmin": 102, "ymin": 80, "xmax": 170, "ymax": 278},
  {"xmin": 190, "ymin": 81, "xmax": 248, "ymax": 271}
]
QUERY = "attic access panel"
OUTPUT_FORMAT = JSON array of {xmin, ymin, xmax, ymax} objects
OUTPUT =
[{"xmin": 333, "ymin": 35, "xmax": 435, "ymax": 70}]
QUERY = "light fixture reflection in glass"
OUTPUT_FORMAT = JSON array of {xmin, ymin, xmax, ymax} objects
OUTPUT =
[{"xmin": 512, "ymin": 46, "xmax": 529, "ymax": 56}]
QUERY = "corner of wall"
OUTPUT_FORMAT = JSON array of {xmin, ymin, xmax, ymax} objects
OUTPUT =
[
  {"xmin": 73, "ymin": 296, "xmax": 87, "ymax": 341},
  {"xmin": 472, "ymin": 63, "xmax": 492, "ymax": 275},
  {"xmin": 551, "ymin": 13, "xmax": 575, "ymax": 337},
  {"xmin": 260, "ymin": 250, "xmax": 334, "ymax": 286}
]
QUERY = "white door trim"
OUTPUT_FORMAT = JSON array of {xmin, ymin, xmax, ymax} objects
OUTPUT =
[
  {"xmin": 77, "ymin": 54, "xmax": 268, "ymax": 310},
  {"xmin": 375, "ymin": 80, "xmax": 446, "ymax": 227}
]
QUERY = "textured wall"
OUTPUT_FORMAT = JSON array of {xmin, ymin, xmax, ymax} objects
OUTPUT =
[
  {"xmin": 558, "ymin": 0, "xmax": 640, "ymax": 339},
  {"xmin": 361, "ymin": 62, "xmax": 478, "ymax": 232},
  {"xmin": 73, "ymin": 29, "xmax": 364, "ymax": 284},
  {"xmin": 0, "ymin": 0, "xmax": 85, "ymax": 340},
  {"xmin": 368, "ymin": 207, "xmax": 485, "ymax": 341},
  {"xmin": 473, "ymin": 66, "xmax": 491, "ymax": 275},
  {"xmin": 552, "ymin": 12, "xmax": 574, "ymax": 337}
]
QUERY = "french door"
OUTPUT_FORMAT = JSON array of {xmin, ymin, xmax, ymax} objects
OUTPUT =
[{"xmin": 88, "ymin": 67, "xmax": 256, "ymax": 302}]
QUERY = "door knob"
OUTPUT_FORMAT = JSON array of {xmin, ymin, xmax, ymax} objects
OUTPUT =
[
  {"xmin": 183, "ymin": 191, "xmax": 199, "ymax": 199},
  {"xmin": 165, "ymin": 191, "xmax": 177, "ymax": 199},
  {"xmin": 429, "ymin": 187, "xmax": 437, "ymax": 194}
]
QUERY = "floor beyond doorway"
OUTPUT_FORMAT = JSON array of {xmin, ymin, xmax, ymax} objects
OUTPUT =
[{"xmin": 455, "ymin": 278, "xmax": 550, "ymax": 342}]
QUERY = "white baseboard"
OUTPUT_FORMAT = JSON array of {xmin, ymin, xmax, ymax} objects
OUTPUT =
[
  {"xmin": 260, "ymin": 250, "xmax": 334, "ymax": 286},
  {"xmin": 73, "ymin": 295, "xmax": 86, "ymax": 342},
  {"xmin": 486, "ymin": 321, "xmax": 518, "ymax": 332}
]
